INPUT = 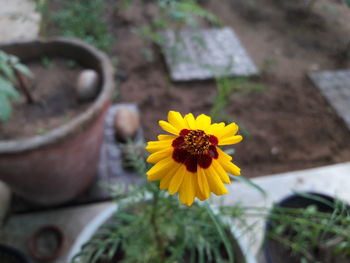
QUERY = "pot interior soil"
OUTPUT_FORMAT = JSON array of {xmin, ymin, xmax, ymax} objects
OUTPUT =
[{"xmin": 0, "ymin": 58, "xmax": 91, "ymax": 140}]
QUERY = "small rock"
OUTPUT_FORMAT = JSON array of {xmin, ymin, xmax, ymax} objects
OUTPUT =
[
  {"xmin": 76, "ymin": 69, "xmax": 99, "ymax": 102},
  {"xmin": 114, "ymin": 108, "xmax": 140, "ymax": 142},
  {"xmin": 310, "ymin": 63, "xmax": 320, "ymax": 71},
  {"xmin": 270, "ymin": 146, "xmax": 279, "ymax": 155}
]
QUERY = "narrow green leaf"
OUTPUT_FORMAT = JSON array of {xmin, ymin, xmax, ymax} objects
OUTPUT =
[
  {"xmin": 0, "ymin": 61, "xmax": 15, "ymax": 82},
  {"xmin": 232, "ymin": 175, "xmax": 266, "ymax": 196},
  {"xmin": 204, "ymin": 203, "xmax": 234, "ymax": 263},
  {"xmin": 0, "ymin": 93, "xmax": 11, "ymax": 122},
  {"xmin": 13, "ymin": 63, "xmax": 32, "ymax": 77},
  {"xmin": 0, "ymin": 78, "xmax": 19, "ymax": 99}
]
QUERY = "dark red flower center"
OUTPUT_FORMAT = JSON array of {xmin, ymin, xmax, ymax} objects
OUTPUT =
[{"xmin": 172, "ymin": 129, "xmax": 219, "ymax": 173}]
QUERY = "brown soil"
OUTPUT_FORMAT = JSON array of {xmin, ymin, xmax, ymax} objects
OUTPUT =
[
  {"xmin": 0, "ymin": 58, "xmax": 89, "ymax": 140},
  {"xmin": 49, "ymin": 0, "xmax": 350, "ymax": 177}
]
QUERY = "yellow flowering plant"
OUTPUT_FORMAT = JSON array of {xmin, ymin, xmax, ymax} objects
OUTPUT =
[{"xmin": 72, "ymin": 111, "xmax": 248, "ymax": 263}]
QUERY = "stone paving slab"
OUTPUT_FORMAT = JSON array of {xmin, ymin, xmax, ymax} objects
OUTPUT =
[
  {"xmin": 0, "ymin": 0, "xmax": 41, "ymax": 42},
  {"xmin": 161, "ymin": 27, "xmax": 259, "ymax": 81},
  {"xmin": 308, "ymin": 70, "xmax": 350, "ymax": 130}
]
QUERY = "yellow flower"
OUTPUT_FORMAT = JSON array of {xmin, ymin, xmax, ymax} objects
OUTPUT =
[{"xmin": 146, "ymin": 111, "xmax": 243, "ymax": 206}]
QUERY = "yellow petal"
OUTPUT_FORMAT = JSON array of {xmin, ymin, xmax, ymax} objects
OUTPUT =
[
  {"xmin": 218, "ymin": 135, "xmax": 243, "ymax": 146},
  {"xmin": 179, "ymin": 173, "xmax": 195, "ymax": 206},
  {"xmin": 195, "ymin": 114, "xmax": 211, "ymax": 131},
  {"xmin": 168, "ymin": 111, "xmax": 188, "ymax": 130},
  {"xmin": 184, "ymin": 113, "xmax": 196, "ymax": 130},
  {"xmin": 158, "ymin": 134, "xmax": 177, "ymax": 141},
  {"xmin": 146, "ymin": 140, "xmax": 172, "ymax": 153},
  {"xmin": 216, "ymin": 147, "xmax": 233, "ymax": 161},
  {"xmin": 147, "ymin": 147, "xmax": 173, "ymax": 164},
  {"xmin": 147, "ymin": 157, "xmax": 174, "ymax": 180},
  {"xmin": 197, "ymin": 167, "xmax": 210, "ymax": 199},
  {"xmin": 214, "ymin": 123, "xmax": 239, "ymax": 139},
  {"xmin": 206, "ymin": 122, "xmax": 225, "ymax": 135},
  {"xmin": 217, "ymin": 158, "xmax": 241, "ymax": 176},
  {"xmin": 168, "ymin": 165, "xmax": 186, "ymax": 195},
  {"xmin": 159, "ymin": 164, "xmax": 181, "ymax": 189},
  {"xmin": 194, "ymin": 174, "xmax": 207, "ymax": 201},
  {"xmin": 206, "ymin": 167, "xmax": 228, "ymax": 195},
  {"xmin": 160, "ymin": 173, "xmax": 174, "ymax": 190},
  {"xmin": 212, "ymin": 159, "xmax": 231, "ymax": 184},
  {"xmin": 159, "ymin": 120, "xmax": 179, "ymax": 135}
]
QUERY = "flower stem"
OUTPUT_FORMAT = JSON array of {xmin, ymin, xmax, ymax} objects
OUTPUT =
[
  {"xmin": 14, "ymin": 68, "xmax": 35, "ymax": 104},
  {"xmin": 151, "ymin": 190, "xmax": 166, "ymax": 263}
]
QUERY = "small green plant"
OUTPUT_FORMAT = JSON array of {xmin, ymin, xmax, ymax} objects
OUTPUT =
[
  {"xmin": 210, "ymin": 76, "xmax": 265, "ymax": 123},
  {"xmin": 126, "ymin": 0, "xmax": 221, "ymax": 61},
  {"xmin": 51, "ymin": 0, "xmax": 113, "ymax": 51},
  {"xmin": 222, "ymin": 194, "xmax": 350, "ymax": 263},
  {"xmin": 41, "ymin": 56, "xmax": 54, "ymax": 69},
  {"xmin": 268, "ymin": 200, "xmax": 350, "ymax": 262},
  {"xmin": 71, "ymin": 145, "xmax": 236, "ymax": 263},
  {"xmin": 0, "ymin": 51, "xmax": 33, "ymax": 122}
]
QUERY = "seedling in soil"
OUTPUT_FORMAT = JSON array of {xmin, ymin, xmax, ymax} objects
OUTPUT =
[
  {"xmin": 41, "ymin": 56, "xmax": 55, "ymax": 69},
  {"xmin": 210, "ymin": 75, "xmax": 265, "ymax": 124},
  {"xmin": 36, "ymin": 0, "xmax": 113, "ymax": 49},
  {"xmin": 124, "ymin": 0, "xmax": 220, "ymax": 61}
]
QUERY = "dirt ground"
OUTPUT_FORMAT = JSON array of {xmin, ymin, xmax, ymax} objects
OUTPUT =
[
  {"xmin": 110, "ymin": 0, "xmax": 350, "ymax": 177},
  {"xmin": 47, "ymin": 0, "xmax": 350, "ymax": 178}
]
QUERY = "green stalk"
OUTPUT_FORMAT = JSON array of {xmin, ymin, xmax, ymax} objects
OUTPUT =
[{"xmin": 151, "ymin": 189, "xmax": 166, "ymax": 263}]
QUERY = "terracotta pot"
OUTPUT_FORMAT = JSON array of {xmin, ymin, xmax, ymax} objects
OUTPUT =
[{"xmin": 0, "ymin": 38, "xmax": 114, "ymax": 205}]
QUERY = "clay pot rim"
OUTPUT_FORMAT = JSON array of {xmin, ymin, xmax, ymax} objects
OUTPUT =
[{"xmin": 0, "ymin": 37, "xmax": 114, "ymax": 154}]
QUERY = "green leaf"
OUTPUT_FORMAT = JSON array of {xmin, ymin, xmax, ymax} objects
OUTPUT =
[
  {"xmin": 204, "ymin": 203, "xmax": 234, "ymax": 263},
  {"xmin": 0, "ymin": 93, "xmax": 11, "ymax": 122},
  {"xmin": 232, "ymin": 175, "xmax": 267, "ymax": 196},
  {"xmin": 13, "ymin": 63, "xmax": 32, "ymax": 77},
  {"xmin": 8, "ymin": 54, "xmax": 19, "ymax": 64},
  {"xmin": 0, "ymin": 61, "xmax": 15, "ymax": 82},
  {"xmin": 344, "ymin": 0, "xmax": 350, "ymax": 8},
  {"xmin": 292, "ymin": 191, "xmax": 334, "ymax": 208},
  {"xmin": 0, "ymin": 78, "xmax": 19, "ymax": 99}
]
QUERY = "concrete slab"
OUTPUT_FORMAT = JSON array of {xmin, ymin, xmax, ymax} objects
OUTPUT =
[
  {"xmin": 212, "ymin": 162, "xmax": 350, "ymax": 259},
  {"xmin": 0, "ymin": 0, "xmax": 41, "ymax": 42},
  {"xmin": 309, "ymin": 70, "xmax": 350, "ymax": 130},
  {"xmin": 161, "ymin": 27, "xmax": 259, "ymax": 81}
]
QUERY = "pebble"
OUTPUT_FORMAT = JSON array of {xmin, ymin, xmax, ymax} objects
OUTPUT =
[
  {"xmin": 76, "ymin": 69, "xmax": 99, "ymax": 102},
  {"xmin": 114, "ymin": 108, "xmax": 140, "ymax": 142}
]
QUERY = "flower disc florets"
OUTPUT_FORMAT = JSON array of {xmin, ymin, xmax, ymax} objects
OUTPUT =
[{"xmin": 172, "ymin": 129, "xmax": 219, "ymax": 172}]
